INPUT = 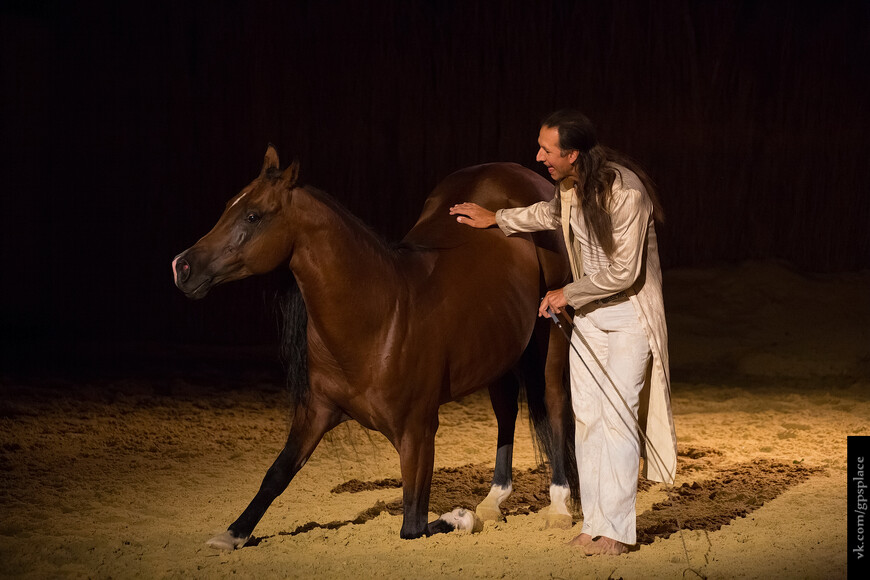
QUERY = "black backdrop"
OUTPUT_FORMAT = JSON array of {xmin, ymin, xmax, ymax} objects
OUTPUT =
[{"xmin": 2, "ymin": 0, "xmax": 868, "ymax": 362}]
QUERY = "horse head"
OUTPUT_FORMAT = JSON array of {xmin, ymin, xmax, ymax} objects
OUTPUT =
[{"xmin": 173, "ymin": 145, "xmax": 299, "ymax": 299}]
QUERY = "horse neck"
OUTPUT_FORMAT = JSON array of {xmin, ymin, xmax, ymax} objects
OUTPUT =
[{"xmin": 286, "ymin": 187, "xmax": 401, "ymax": 320}]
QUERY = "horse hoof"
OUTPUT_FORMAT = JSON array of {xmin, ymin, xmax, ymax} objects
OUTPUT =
[
  {"xmin": 206, "ymin": 531, "xmax": 249, "ymax": 551},
  {"xmin": 439, "ymin": 508, "xmax": 483, "ymax": 533},
  {"xmin": 475, "ymin": 503, "xmax": 504, "ymax": 523},
  {"xmin": 542, "ymin": 511, "xmax": 573, "ymax": 529}
]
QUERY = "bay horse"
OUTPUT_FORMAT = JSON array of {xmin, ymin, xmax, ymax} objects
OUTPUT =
[{"xmin": 172, "ymin": 146, "xmax": 577, "ymax": 548}]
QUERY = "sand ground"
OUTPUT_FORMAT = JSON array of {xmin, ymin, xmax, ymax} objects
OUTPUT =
[{"xmin": 1, "ymin": 261, "xmax": 867, "ymax": 578}]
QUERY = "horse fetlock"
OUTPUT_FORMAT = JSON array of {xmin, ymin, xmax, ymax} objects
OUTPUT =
[
  {"xmin": 399, "ymin": 527, "xmax": 427, "ymax": 540},
  {"xmin": 475, "ymin": 483, "xmax": 512, "ymax": 521},
  {"xmin": 548, "ymin": 483, "xmax": 572, "ymax": 515},
  {"xmin": 487, "ymin": 483, "xmax": 513, "ymax": 504},
  {"xmin": 206, "ymin": 530, "xmax": 249, "ymax": 551},
  {"xmin": 539, "ymin": 483, "xmax": 573, "ymax": 529}
]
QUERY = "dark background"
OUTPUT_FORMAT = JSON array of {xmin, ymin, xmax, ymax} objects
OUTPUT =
[{"xmin": 2, "ymin": 0, "xmax": 868, "ymax": 373}]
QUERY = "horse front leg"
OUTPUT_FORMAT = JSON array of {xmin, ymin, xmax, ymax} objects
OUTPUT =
[
  {"xmin": 207, "ymin": 398, "xmax": 342, "ymax": 550},
  {"xmin": 475, "ymin": 375, "xmax": 520, "ymax": 522},
  {"xmin": 392, "ymin": 413, "xmax": 441, "ymax": 539}
]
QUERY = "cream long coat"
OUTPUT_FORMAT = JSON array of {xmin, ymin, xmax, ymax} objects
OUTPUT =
[{"xmin": 495, "ymin": 165, "xmax": 677, "ymax": 484}]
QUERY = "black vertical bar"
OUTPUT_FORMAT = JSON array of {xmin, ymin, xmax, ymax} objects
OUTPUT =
[{"xmin": 848, "ymin": 436, "xmax": 869, "ymax": 578}]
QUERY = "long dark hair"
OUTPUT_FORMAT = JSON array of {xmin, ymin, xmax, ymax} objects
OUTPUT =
[{"xmin": 542, "ymin": 109, "xmax": 664, "ymax": 257}]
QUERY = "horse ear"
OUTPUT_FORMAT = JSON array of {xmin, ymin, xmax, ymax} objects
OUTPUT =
[
  {"xmin": 281, "ymin": 158, "xmax": 300, "ymax": 188},
  {"xmin": 261, "ymin": 144, "xmax": 280, "ymax": 176}
]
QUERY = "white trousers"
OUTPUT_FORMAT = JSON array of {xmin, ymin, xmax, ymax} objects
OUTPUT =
[{"xmin": 570, "ymin": 299, "xmax": 651, "ymax": 545}]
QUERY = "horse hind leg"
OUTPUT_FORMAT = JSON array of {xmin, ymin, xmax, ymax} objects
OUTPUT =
[
  {"xmin": 207, "ymin": 399, "xmax": 343, "ymax": 550},
  {"xmin": 475, "ymin": 374, "xmax": 520, "ymax": 522},
  {"xmin": 524, "ymin": 318, "xmax": 576, "ymax": 529},
  {"xmin": 542, "ymin": 320, "xmax": 576, "ymax": 528}
]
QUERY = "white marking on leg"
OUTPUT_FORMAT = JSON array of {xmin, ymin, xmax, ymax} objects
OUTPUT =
[
  {"xmin": 476, "ymin": 483, "xmax": 512, "ymax": 521},
  {"xmin": 206, "ymin": 530, "xmax": 248, "ymax": 551},
  {"xmin": 483, "ymin": 483, "xmax": 512, "ymax": 507},
  {"xmin": 549, "ymin": 483, "xmax": 571, "ymax": 516}
]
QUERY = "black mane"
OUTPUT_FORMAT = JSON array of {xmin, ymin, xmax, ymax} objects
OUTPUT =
[
  {"xmin": 276, "ymin": 273, "xmax": 309, "ymax": 406},
  {"xmin": 276, "ymin": 184, "xmax": 405, "ymax": 407}
]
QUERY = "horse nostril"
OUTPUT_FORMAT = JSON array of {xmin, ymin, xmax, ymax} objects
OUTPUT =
[{"xmin": 176, "ymin": 258, "xmax": 191, "ymax": 283}]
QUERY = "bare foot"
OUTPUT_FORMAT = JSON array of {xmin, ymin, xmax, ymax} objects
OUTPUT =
[
  {"xmin": 567, "ymin": 532, "xmax": 594, "ymax": 547},
  {"xmin": 583, "ymin": 536, "xmax": 629, "ymax": 556}
]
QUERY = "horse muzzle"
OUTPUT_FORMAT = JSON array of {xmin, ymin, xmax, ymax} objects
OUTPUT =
[
  {"xmin": 173, "ymin": 255, "xmax": 191, "ymax": 285},
  {"xmin": 172, "ymin": 253, "xmax": 213, "ymax": 299}
]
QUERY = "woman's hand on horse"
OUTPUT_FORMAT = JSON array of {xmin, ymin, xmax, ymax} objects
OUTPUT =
[
  {"xmin": 538, "ymin": 288, "xmax": 568, "ymax": 317},
  {"xmin": 449, "ymin": 203, "xmax": 496, "ymax": 228}
]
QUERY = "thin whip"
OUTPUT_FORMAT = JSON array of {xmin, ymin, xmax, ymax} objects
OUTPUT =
[{"xmin": 546, "ymin": 308, "xmax": 673, "ymax": 480}]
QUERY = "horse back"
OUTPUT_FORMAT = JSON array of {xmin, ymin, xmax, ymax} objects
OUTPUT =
[{"xmin": 403, "ymin": 163, "xmax": 569, "ymax": 288}]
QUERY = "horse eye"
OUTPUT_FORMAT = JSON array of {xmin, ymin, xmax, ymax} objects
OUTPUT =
[{"xmin": 246, "ymin": 213, "xmax": 260, "ymax": 224}]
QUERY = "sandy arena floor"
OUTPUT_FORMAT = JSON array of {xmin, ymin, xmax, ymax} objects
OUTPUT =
[{"xmin": 1, "ymin": 261, "xmax": 867, "ymax": 578}]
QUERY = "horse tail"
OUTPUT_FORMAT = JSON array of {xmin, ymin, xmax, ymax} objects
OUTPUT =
[
  {"xmin": 521, "ymin": 326, "xmax": 580, "ymax": 504},
  {"xmin": 275, "ymin": 273, "xmax": 310, "ymax": 406}
]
